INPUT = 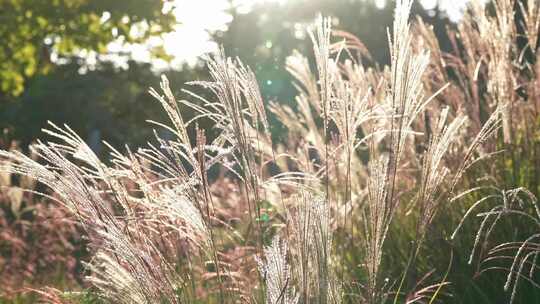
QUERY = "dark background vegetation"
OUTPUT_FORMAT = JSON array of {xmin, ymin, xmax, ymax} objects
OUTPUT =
[{"xmin": 0, "ymin": 0, "xmax": 453, "ymax": 150}]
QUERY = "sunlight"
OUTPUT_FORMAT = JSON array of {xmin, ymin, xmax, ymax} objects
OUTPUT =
[
  {"xmin": 234, "ymin": 0, "xmax": 289, "ymax": 6},
  {"xmin": 159, "ymin": 0, "xmax": 232, "ymax": 67},
  {"xmin": 160, "ymin": 0, "xmax": 289, "ymax": 67},
  {"xmin": 159, "ymin": 0, "xmax": 470, "ymax": 68},
  {"xmin": 102, "ymin": 0, "xmax": 475, "ymax": 70}
]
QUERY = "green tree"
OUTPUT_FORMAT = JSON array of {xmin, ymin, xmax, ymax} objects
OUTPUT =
[
  {"xmin": 0, "ymin": 59, "xmax": 207, "ymax": 153},
  {"xmin": 0, "ymin": 0, "xmax": 176, "ymax": 96}
]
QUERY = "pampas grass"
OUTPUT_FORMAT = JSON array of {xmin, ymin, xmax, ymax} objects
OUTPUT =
[{"xmin": 2, "ymin": 0, "xmax": 540, "ymax": 303}]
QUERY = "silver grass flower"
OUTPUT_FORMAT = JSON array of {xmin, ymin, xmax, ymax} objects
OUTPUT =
[
  {"xmin": 288, "ymin": 191, "xmax": 341, "ymax": 304},
  {"xmin": 257, "ymin": 235, "xmax": 299, "ymax": 304}
]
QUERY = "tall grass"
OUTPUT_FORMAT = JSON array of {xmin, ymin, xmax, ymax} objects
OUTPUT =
[{"xmin": 1, "ymin": 0, "xmax": 540, "ymax": 303}]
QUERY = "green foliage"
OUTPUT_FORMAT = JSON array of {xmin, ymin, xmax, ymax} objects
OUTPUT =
[
  {"xmin": 0, "ymin": 0, "xmax": 176, "ymax": 96},
  {"xmin": 2, "ymin": 62, "xmax": 208, "ymax": 155},
  {"xmin": 498, "ymin": 116, "xmax": 540, "ymax": 198}
]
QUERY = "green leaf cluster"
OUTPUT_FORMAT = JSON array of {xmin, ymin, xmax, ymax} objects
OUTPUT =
[{"xmin": 0, "ymin": 0, "xmax": 176, "ymax": 96}]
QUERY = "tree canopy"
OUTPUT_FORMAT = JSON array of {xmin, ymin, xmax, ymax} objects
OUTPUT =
[{"xmin": 0, "ymin": 0, "xmax": 175, "ymax": 96}]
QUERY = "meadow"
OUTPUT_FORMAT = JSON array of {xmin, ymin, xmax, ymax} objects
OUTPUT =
[{"xmin": 1, "ymin": 0, "xmax": 540, "ymax": 303}]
